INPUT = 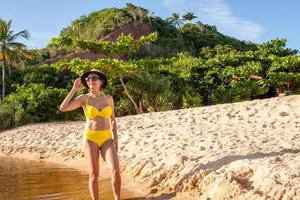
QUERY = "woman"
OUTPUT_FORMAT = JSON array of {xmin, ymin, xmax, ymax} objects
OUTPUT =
[{"xmin": 59, "ymin": 68, "xmax": 121, "ymax": 200}]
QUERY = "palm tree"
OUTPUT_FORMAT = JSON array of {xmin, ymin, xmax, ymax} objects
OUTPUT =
[
  {"xmin": 182, "ymin": 12, "xmax": 197, "ymax": 22},
  {"xmin": 125, "ymin": 72, "xmax": 176, "ymax": 112},
  {"xmin": 167, "ymin": 13, "xmax": 183, "ymax": 28},
  {"xmin": 0, "ymin": 18, "xmax": 29, "ymax": 99},
  {"xmin": 9, "ymin": 46, "xmax": 32, "ymax": 66}
]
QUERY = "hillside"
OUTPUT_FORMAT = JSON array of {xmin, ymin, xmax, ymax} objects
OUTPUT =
[{"xmin": 30, "ymin": 3, "xmax": 257, "ymax": 65}]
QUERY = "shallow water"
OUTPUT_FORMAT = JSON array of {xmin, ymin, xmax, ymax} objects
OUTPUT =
[{"xmin": 0, "ymin": 157, "xmax": 122, "ymax": 200}]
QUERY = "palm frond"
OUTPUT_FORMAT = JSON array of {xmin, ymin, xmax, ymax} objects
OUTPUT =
[
  {"xmin": 9, "ymin": 30, "xmax": 30, "ymax": 42},
  {"xmin": 7, "ymin": 42, "xmax": 27, "ymax": 49}
]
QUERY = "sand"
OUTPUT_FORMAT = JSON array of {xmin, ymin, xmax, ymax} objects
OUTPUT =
[{"xmin": 0, "ymin": 95, "xmax": 300, "ymax": 199}]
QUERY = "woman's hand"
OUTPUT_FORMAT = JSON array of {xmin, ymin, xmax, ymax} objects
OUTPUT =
[{"xmin": 71, "ymin": 78, "xmax": 82, "ymax": 93}]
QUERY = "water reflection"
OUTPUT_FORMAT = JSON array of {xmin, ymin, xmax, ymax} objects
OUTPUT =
[{"xmin": 0, "ymin": 157, "xmax": 114, "ymax": 200}]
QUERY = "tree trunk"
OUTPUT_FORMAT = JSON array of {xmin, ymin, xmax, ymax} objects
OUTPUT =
[
  {"xmin": 119, "ymin": 76, "xmax": 142, "ymax": 114},
  {"xmin": 2, "ymin": 51, "xmax": 6, "ymax": 99},
  {"xmin": 139, "ymin": 100, "xmax": 143, "ymax": 113},
  {"xmin": 7, "ymin": 64, "xmax": 11, "ymax": 78},
  {"xmin": 153, "ymin": 100, "xmax": 158, "ymax": 111},
  {"xmin": 202, "ymin": 91, "xmax": 211, "ymax": 106}
]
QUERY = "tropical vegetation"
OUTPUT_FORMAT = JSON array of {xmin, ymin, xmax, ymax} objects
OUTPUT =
[
  {"xmin": 0, "ymin": 4, "xmax": 299, "ymax": 131},
  {"xmin": 0, "ymin": 19, "xmax": 30, "ymax": 99}
]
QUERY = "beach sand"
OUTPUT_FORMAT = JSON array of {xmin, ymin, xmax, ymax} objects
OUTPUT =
[{"xmin": 1, "ymin": 95, "xmax": 300, "ymax": 199}]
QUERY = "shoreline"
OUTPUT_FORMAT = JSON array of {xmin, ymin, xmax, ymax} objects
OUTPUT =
[
  {"xmin": 1, "ymin": 95, "xmax": 300, "ymax": 199},
  {"xmin": 0, "ymin": 151, "xmax": 149, "ymax": 200},
  {"xmin": 0, "ymin": 151, "xmax": 193, "ymax": 200}
]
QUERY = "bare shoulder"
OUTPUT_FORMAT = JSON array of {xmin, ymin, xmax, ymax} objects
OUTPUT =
[
  {"xmin": 105, "ymin": 94, "xmax": 114, "ymax": 104},
  {"xmin": 76, "ymin": 94, "xmax": 87, "ymax": 103},
  {"xmin": 78, "ymin": 94, "xmax": 86, "ymax": 99}
]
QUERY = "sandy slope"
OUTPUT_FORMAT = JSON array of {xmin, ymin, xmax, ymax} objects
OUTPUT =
[{"xmin": 1, "ymin": 95, "xmax": 300, "ymax": 199}]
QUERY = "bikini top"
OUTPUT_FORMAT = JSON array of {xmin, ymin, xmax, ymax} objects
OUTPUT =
[{"xmin": 85, "ymin": 94, "xmax": 112, "ymax": 120}]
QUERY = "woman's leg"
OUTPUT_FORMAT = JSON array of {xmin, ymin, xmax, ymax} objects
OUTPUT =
[
  {"xmin": 84, "ymin": 140, "xmax": 100, "ymax": 200},
  {"xmin": 101, "ymin": 139, "xmax": 121, "ymax": 200}
]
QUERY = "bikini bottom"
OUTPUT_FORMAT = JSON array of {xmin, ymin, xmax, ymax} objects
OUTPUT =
[{"xmin": 83, "ymin": 129, "xmax": 112, "ymax": 148}]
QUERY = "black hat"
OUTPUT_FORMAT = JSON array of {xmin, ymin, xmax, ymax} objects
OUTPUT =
[{"xmin": 80, "ymin": 69, "xmax": 107, "ymax": 89}]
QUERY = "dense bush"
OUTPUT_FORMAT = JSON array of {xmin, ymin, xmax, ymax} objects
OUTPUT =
[
  {"xmin": 0, "ymin": 83, "xmax": 82, "ymax": 130},
  {"xmin": 0, "ymin": 100, "xmax": 20, "ymax": 130}
]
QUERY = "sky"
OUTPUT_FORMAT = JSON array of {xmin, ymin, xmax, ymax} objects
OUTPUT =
[{"xmin": 1, "ymin": 0, "xmax": 299, "ymax": 50}]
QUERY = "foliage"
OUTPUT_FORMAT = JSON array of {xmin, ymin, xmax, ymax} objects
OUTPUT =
[
  {"xmin": 0, "ymin": 100, "xmax": 21, "ymax": 130},
  {"xmin": 182, "ymin": 12, "xmax": 197, "ymax": 22},
  {"xmin": 190, "ymin": 38, "xmax": 299, "ymax": 104},
  {"xmin": 40, "ymin": 4, "xmax": 257, "ymax": 60},
  {"xmin": 1, "ymin": 4, "xmax": 300, "ymax": 131},
  {"xmin": 125, "ymin": 72, "xmax": 178, "ymax": 112},
  {"xmin": 5, "ymin": 83, "xmax": 81, "ymax": 123},
  {"xmin": 49, "ymin": 32, "xmax": 158, "ymax": 57},
  {"xmin": 59, "ymin": 3, "xmax": 150, "ymax": 41},
  {"xmin": 0, "ymin": 18, "xmax": 30, "ymax": 98},
  {"xmin": 167, "ymin": 13, "xmax": 183, "ymax": 28}
]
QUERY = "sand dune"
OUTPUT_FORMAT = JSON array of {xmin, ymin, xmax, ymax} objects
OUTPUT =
[{"xmin": 1, "ymin": 95, "xmax": 300, "ymax": 199}]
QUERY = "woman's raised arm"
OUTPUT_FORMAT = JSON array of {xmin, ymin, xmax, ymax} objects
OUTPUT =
[{"xmin": 59, "ymin": 78, "xmax": 84, "ymax": 112}]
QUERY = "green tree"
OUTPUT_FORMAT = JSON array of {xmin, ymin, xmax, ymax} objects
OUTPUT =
[
  {"xmin": 124, "ymin": 72, "xmax": 177, "ymax": 112},
  {"xmin": 182, "ymin": 12, "xmax": 197, "ymax": 22},
  {"xmin": 0, "ymin": 19, "xmax": 29, "ymax": 99},
  {"xmin": 167, "ymin": 13, "xmax": 183, "ymax": 28},
  {"xmin": 124, "ymin": 3, "xmax": 149, "ymax": 23},
  {"xmin": 72, "ymin": 18, "xmax": 86, "ymax": 31},
  {"xmin": 49, "ymin": 32, "xmax": 157, "ymax": 57}
]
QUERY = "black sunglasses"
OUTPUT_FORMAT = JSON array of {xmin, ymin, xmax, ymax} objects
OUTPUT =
[{"xmin": 85, "ymin": 76, "xmax": 100, "ymax": 81}]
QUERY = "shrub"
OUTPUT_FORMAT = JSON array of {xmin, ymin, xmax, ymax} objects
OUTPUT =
[{"xmin": 6, "ymin": 83, "xmax": 82, "ymax": 124}]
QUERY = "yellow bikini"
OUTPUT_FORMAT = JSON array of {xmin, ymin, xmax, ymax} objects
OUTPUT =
[{"xmin": 83, "ymin": 95, "xmax": 113, "ymax": 147}]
